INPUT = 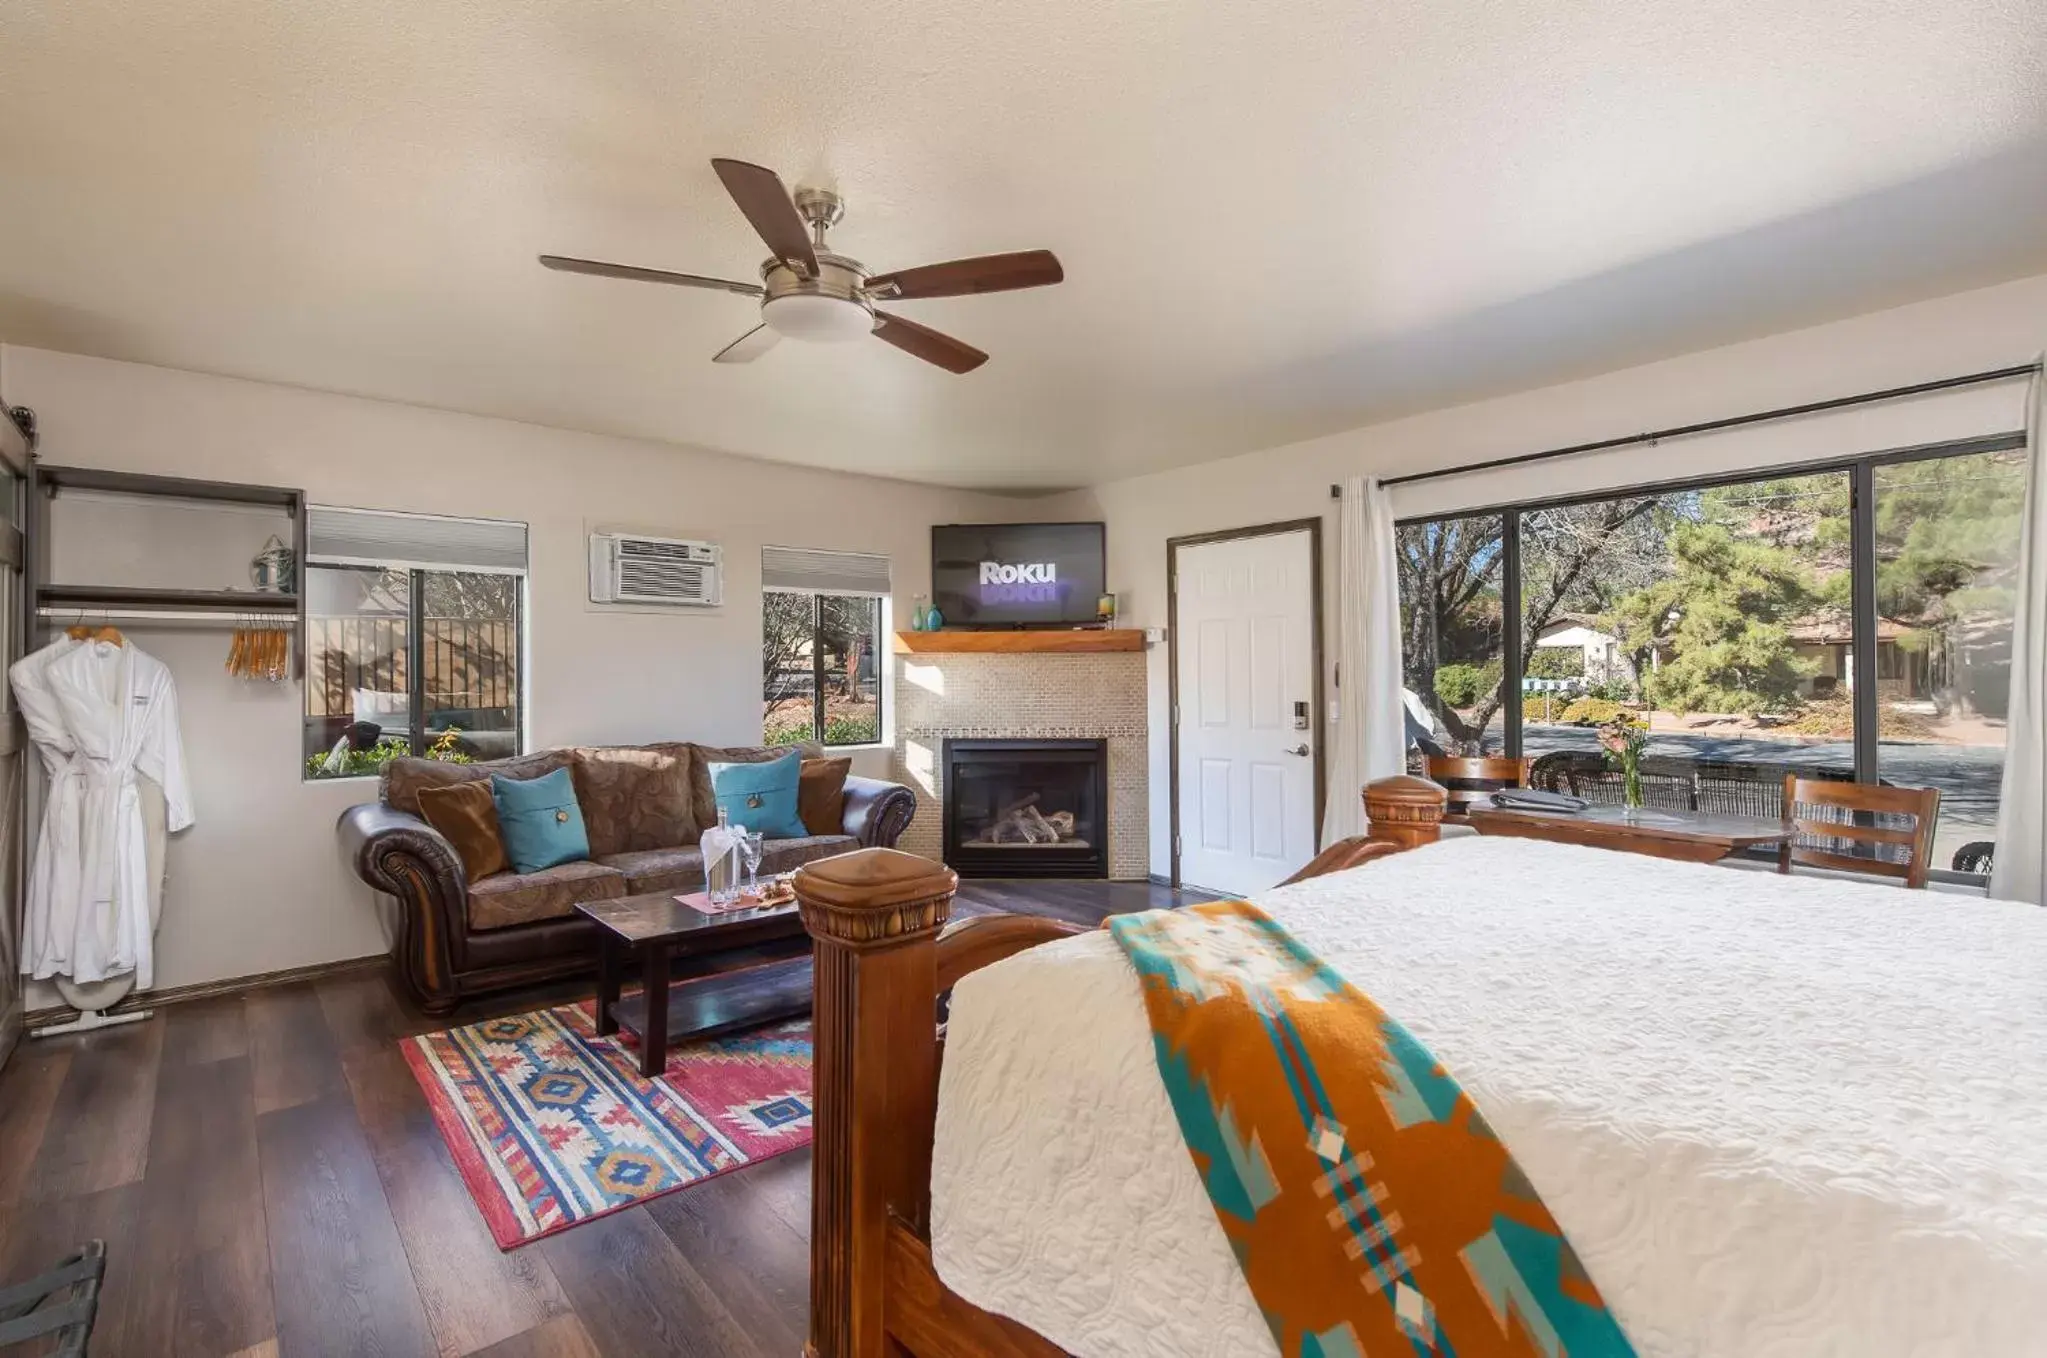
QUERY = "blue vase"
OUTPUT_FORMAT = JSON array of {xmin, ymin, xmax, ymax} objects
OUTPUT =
[{"xmin": 924, "ymin": 604, "xmax": 944, "ymax": 631}]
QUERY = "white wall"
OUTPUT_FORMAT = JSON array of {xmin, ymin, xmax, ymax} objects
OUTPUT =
[
  {"xmin": 0, "ymin": 345, "xmax": 1024, "ymax": 997},
  {"xmin": 1045, "ymin": 272, "xmax": 2047, "ymax": 878}
]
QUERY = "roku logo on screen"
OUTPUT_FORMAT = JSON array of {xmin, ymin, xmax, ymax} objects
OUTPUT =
[{"xmin": 978, "ymin": 560, "xmax": 1063, "ymax": 604}]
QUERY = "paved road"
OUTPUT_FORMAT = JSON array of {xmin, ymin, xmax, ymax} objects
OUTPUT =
[{"xmin": 1522, "ymin": 725, "xmax": 2004, "ymax": 839}]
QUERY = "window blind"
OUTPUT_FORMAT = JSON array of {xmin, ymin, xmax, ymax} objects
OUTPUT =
[
  {"xmin": 761, "ymin": 545, "xmax": 891, "ymax": 596},
  {"xmin": 308, "ymin": 506, "xmax": 529, "ymax": 574}
]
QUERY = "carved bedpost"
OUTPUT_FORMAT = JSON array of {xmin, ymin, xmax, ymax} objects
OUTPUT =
[
  {"xmin": 795, "ymin": 848, "xmax": 958, "ymax": 1358},
  {"xmin": 1364, "ymin": 775, "xmax": 1447, "ymax": 850}
]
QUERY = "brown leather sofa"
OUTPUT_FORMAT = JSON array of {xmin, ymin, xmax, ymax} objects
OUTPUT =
[{"xmin": 338, "ymin": 741, "xmax": 916, "ymax": 1014}]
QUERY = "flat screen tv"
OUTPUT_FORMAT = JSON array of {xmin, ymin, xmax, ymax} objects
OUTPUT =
[{"xmin": 930, "ymin": 522, "xmax": 1106, "ymax": 628}]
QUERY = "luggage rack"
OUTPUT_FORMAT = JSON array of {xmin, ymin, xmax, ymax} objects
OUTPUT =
[{"xmin": 0, "ymin": 1240, "xmax": 105, "ymax": 1357}]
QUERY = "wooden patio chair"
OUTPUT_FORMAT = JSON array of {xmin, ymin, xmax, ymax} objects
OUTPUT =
[
  {"xmin": 1778, "ymin": 775, "xmax": 1941, "ymax": 889},
  {"xmin": 1424, "ymin": 754, "xmax": 1534, "ymax": 820}
]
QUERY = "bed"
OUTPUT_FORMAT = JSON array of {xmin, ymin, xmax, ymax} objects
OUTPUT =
[{"xmin": 790, "ymin": 776, "xmax": 2047, "ymax": 1357}]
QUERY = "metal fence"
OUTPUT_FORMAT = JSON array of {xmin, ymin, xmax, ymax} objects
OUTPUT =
[{"xmin": 306, "ymin": 617, "xmax": 518, "ymax": 718}]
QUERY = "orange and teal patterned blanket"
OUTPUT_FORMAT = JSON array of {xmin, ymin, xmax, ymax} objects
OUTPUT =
[{"xmin": 1107, "ymin": 900, "xmax": 1635, "ymax": 1358}]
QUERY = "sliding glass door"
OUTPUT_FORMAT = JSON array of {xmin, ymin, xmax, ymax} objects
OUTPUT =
[
  {"xmin": 1868, "ymin": 448, "xmax": 2028, "ymax": 869},
  {"xmin": 1395, "ymin": 435, "xmax": 2026, "ymax": 879}
]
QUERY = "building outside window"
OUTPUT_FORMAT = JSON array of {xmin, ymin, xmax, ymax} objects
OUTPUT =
[
  {"xmin": 303, "ymin": 508, "xmax": 528, "ymax": 779},
  {"xmin": 760, "ymin": 547, "xmax": 890, "ymax": 748},
  {"xmin": 1395, "ymin": 438, "xmax": 2026, "ymax": 878}
]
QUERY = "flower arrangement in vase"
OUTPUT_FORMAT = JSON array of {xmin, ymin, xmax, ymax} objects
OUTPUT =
[{"xmin": 1597, "ymin": 713, "xmax": 1650, "ymax": 815}]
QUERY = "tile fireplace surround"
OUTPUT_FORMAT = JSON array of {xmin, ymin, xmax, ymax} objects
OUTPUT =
[{"xmin": 892, "ymin": 648, "xmax": 1148, "ymax": 879}]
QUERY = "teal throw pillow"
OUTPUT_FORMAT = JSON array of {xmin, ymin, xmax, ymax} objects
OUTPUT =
[
  {"xmin": 491, "ymin": 767, "xmax": 591, "ymax": 874},
  {"xmin": 707, "ymin": 753, "xmax": 809, "ymax": 839}
]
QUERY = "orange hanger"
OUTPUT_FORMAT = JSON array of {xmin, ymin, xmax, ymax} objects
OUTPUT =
[
  {"xmin": 65, "ymin": 625, "xmax": 92, "ymax": 641},
  {"xmin": 93, "ymin": 625, "xmax": 124, "ymax": 645}
]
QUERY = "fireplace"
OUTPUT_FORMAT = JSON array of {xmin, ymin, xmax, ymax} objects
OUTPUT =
[{"xmin": 943, "ymin": 738, "xmax": 1109, "ymax": 878}]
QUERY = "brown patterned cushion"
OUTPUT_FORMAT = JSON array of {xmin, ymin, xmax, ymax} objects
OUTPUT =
[
  {"xmin": 466, "ymin": 860, "xmax": 627, "ymax": 931},
  {"xmin": 594, "ymin": 846, "xmax": 706, "ymax": 895},
  {"xmin": 798, "ymin": 756, "xmax": 853, "ymax": 836},
  {"xmin": 414, "ymin": 780, "xmax": 510, "ymax": 882},
  {"xmin": 757, "ymin": 834, "xmax": 859, "ymax": 878},
  {"xmin": 382, "ymin": 748, "xmax": 572, "ymax": 817},
  {"xmin": 570, "ymin": 745, "xmax": 699, "ymax": 856},
  {"xmin": 688, "ymin": 742, "xmax": 822, "ymax": 830}
]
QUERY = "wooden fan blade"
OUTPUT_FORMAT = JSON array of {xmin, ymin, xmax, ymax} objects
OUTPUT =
[
  {"xmin": 710, "ymin": 159, "xmax": 819, "ymax": 278},
  {"xmin": 872, "ymin": 311, "xmax": 988, "ymax": 374},
  {"xmin": 538, "ymin": 255, "xmax": 764, "ymax": 297},
  {"xmin": 712, "ymin": 325, "xmax": 782, "ymax": 364},
  {"xmin": 866, "ymin": 250, "xmax": 1064, "ymax": 300}
]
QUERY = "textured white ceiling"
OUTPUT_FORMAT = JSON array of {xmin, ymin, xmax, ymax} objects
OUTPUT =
[{"xmin": 2, "ymin": 0, "xmax": 2045, "ymax": 490}]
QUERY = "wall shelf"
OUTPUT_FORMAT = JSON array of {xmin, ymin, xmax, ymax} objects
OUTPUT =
[
  {"xmin": 36, "ymin": 464, "xmax": 302, "ymax": 510},
  {"xmin": 26, "ymin": 461, "xmax": 309, "ymax": 677},
  {"xmin": 38, "ymin": 585, "xmax": 300, "ymax": 613},
  {"xmin": 892, "ymin": 629, "xmax": 1144, "ymax": 655}
]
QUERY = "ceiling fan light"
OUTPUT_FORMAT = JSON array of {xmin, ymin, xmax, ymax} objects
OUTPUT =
[{"xmin": 761, "ymin": 294, "xmax": 873, "ymax": 342}]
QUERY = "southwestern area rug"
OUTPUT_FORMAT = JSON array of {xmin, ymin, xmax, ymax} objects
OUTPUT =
[{"xmin": 403, "ymin": 1000, "xmax": 813, "ymax": 1248}]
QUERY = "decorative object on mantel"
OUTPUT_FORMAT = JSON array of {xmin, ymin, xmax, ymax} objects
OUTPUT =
[
  {"xmin": 909, "ymin": 594, "xmax": 931, "ymax": 631},
  {"xmin": 923, "ymin": 601, "xmax": 945, "ymax": 631},
  {"xmin": 1096, "ymin": 592, "xmax": 1117, "ymax": 624},
  {"xmin": 249, "ymin": 534, "xmax": 295, "ymax": 592},
  {"xmin": 893, "ymin": 628, "xmax": 1144, "ymax": 655}
]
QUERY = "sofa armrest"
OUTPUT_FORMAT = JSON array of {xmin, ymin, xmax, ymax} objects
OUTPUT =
[
  {"xmin": 337, "ymin": 801, "xmax": 470, "ymax": 1013},
  {"xmin": 340, "ymin": 801, "xmax": 467, "ymax": 894},
  {"xmin": 839, "ymin": 774, "xmax": 917, "ymax": 849}
]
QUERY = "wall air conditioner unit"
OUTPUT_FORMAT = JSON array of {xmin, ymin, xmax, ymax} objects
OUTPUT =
[{"xmin": 589, "ymin": 533, "xmax": 723, "ymax": 606}]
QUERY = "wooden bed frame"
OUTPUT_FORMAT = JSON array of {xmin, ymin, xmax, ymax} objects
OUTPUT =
[{"xmin": 790, "ymin": 774, "xmax": 1448, "ymax": 1357}]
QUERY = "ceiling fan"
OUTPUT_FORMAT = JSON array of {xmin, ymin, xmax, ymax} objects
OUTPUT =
[{"xmin": 540, "ymin": 158, "xmax": 1063, "ymax": 374}]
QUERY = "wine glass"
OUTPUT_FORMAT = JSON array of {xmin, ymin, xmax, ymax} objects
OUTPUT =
[{"xmin": 739, "ymin": 829, "xmax": 766, "ymax": 899}]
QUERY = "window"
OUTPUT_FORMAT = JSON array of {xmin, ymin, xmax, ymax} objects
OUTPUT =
[
  {"xmin": 1394, "ymin": 435, "xmax": 2026, "ymax": 879},
  {"xmin": 1396, "ymin": 514, "xmax": 1506, "ymax": 752},
  {"xmin": 760, "ymin": 546, "xmax": 891, "ymax": 749},
  {"xmin": 762, "ymin": 592, "xmax": 884, "ymax": 747},
  {"xmin": 303, "ymin": 508, "xmax": 527, "ymax": 779}
]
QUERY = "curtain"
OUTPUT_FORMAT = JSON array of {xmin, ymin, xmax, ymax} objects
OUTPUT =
[
  {"xmin": 1321, "ymin": 475, "xmax": 1407, "ymax": 844},
  {"xmin": 1991, "ymin": 361, "xmax": 2046, "ymax": 905}
]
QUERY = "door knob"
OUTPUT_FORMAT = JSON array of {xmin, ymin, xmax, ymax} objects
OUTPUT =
[{"xmin": 1285, "ymin": 743, "xmax": 1311, "ymax": 757}]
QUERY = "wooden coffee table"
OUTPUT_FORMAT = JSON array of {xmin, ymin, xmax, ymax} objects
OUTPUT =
[
  {"xmin": 1466, "ymin": 803, "xmax": 1793, "ymax": 864},
  {"xmin": 577, "ymin": 889, "xmax": 813, "ymax": 1077}
]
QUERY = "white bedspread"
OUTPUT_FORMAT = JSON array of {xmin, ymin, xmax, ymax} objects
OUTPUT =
[{"xmin": 929, "ymin": 836, "xmax": 2047, "ymax": 1357}]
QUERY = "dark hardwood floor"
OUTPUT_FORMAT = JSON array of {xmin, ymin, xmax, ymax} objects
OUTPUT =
[{"xmin": 0, "ymin": 879, "xmax": 1207, "ymax": 1358}]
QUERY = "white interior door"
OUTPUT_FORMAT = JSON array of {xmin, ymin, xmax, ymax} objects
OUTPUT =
[{"xmin": 1174, "ymin": 528, "xmax": 1316, "ymax": 895}]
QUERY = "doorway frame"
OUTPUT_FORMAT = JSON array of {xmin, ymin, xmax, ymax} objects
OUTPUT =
[
  {"xmin": 0, "ymin": 403, "xmax": 30, "ymax": 1069},
  {"xmin": 1165, "ymin": 517, "xmax": 1325, "ymax": 889}
]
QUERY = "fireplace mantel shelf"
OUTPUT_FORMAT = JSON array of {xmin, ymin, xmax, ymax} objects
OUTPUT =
[{"xmin": 892, "ymin": 629, "xmax": 1144, "ymax": 655}]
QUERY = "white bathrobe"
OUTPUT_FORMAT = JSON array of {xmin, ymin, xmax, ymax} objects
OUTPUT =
[
  {"xmin": 11, "ymin": 636, "xmax": 85, "ymax": 981},
  {"xmin": 43, "ymin": 638, "xmax": 192, "ymax": 988}
]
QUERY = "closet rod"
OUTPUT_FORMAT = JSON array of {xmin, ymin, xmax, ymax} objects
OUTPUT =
[
  {"xmin": 1329, "ymin": 361, "xmax": 2042, "ymax": 497},
  {"xmin": 35, "ymin": 608, "xmax": 289, "ymax": 625}
]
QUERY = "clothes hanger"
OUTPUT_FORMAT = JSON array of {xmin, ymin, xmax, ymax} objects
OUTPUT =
[
  {"xmin": 93, "ymin": 625, "xmax": 124, "ymax": 645},
  {"xmin": 229, "ymin": 612, "xmax": 254, "ymax": 678}
]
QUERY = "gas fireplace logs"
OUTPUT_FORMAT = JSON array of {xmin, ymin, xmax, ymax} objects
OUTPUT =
[{"xmin": 967, "ymin": 795, "xmax": 1086, "ymax": 848}]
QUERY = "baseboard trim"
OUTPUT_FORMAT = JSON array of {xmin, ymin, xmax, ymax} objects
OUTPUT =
[
  {"xmin": 24, "ymin": 954, "xmax": 386, "ymax": 1032},
  {"xmin": 1147, "ymin": 873, "xmax": 1177, "ymax": 889}
]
